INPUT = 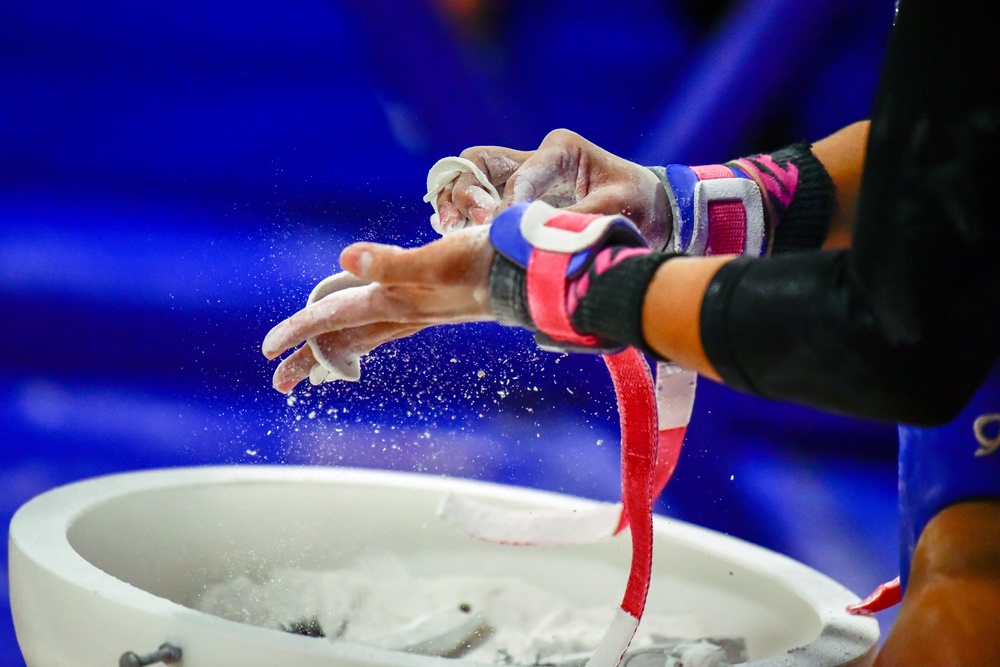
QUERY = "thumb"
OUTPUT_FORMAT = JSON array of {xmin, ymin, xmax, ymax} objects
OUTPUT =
[{"xmin": 560, "ymin": 183, "xmax": 633, "ymax": 217}]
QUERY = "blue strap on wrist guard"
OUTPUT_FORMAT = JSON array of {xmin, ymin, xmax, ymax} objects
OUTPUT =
[{"xmin": 487, "ymin": 200, "xmax": 648, "ymax": 353}]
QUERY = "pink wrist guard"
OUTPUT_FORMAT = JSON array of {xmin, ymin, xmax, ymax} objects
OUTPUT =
[
  {"xmin": 651, "ymin": 142, "xmax": 833, "ymax": 257},
  {"xmin": 659, "ymin": 162, "xmax": 769, "ymax": 256}
]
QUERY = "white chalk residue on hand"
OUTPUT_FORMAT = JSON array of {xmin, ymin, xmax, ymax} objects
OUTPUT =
[
  {"xmin": 304, "ymin": 272, "xmax": 370, "ymax": 385},
  {"xmin": 424, "ymin": 157, "xmax": 500, "ymax": 235}
]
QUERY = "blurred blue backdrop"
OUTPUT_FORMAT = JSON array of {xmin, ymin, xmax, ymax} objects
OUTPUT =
[{"xmin": 2, "ymin": 0, "xmax": 901, "ymax": 662}]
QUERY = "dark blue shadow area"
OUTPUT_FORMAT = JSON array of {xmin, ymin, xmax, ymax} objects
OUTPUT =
[{"xmin": 2, "ymin": 1, "xmax": 900, "ymax": 663}]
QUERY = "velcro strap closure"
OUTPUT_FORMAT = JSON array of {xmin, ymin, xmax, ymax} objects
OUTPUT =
[
  {"xmin": 527, "ymin": 246, "xmax": 598, "ymax": 347},
  {"xmin": 664, "ymin": 164, "xmax": 766, "ymax": 257},
  {"xmin": 489, "ymin": 200, "xmax": 647, "ymax": 348},
  {"xmin": 490, "ymin": 201, "xmax": 646, "ymax": 277},
  {"xmin": 525, "ymin": 209, "xmax": 603, "ymax": 346}
]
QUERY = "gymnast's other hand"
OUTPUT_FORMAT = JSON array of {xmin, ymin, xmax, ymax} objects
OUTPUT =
[
  {"xmin": 436, "ymin": 129, "xmax": 672, "ymax": 248},
  {"xmin": 262, "ymin": 226, "xmax": 495, "ymax": 394}
]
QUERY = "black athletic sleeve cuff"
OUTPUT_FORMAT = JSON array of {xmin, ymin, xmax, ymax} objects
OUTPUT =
[
  {"xmin": 698, "ymin": 256, "xmax": 758, "ymax": 393},
  {"xmin": 699, "ymin": 250, "xmax": 998, "ymax": 425},
  {"xmin": 571, "ymin": 252, "xmax": 677, "ymax": 357},
  {"xmin": 766, "ymin": 142, "xmax": 835, "ymax": 253}
]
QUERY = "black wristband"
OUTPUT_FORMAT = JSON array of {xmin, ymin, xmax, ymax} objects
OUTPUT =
[
  {"xmin": 489, "ymin": 253, "xmax": 534, "ymax": 330},
  {"xmin": 746, "ymin": 141, "xmax": 835, "ymax": 253},
  {"xmin": 489, "ymin": 247, "xmax": 678, "ymax": 356},
  {"xmin": 570, "ymin": 252, "xmax": 678, "ymax": 357}
]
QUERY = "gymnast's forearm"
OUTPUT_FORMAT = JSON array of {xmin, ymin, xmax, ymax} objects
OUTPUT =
[
  {"xmin": 639, "ymin": 112, "xmax": 993, "ymax": 425},
  {"xmin": 811, "ymin": 120, "xmax": 868, "ymax": 250},
  {"xmin": 641, "ymin": 240, "xmax": 999, "ymax": 427},
  {"xmin": 658, "ymin": 0, "xmax": 1000, "ymax": 426}
]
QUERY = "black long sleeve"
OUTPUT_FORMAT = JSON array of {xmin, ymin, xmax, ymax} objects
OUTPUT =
[{"xmin": 700, "ymin": 0, "xmax": 1000, "ymax": 426}]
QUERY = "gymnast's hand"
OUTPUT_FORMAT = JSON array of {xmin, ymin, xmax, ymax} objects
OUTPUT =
[
  {"xmin": 435, "ymin": 129, "xmax": 672, "ymax": 248},
  {"xmin": 261, "ymin": 226, "xmax": 495, "ymax": 394}
]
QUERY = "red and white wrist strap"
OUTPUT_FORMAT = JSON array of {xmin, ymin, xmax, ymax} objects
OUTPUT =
[{"xmin": 432, "ymin": 195, "xmax": 696, "ymax": 667}]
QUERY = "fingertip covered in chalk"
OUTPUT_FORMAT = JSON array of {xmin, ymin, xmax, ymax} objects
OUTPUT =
[
  {"xmin": 271, "ymin": 367, "xmax": 296, "ymax": 394},
  {"xmin": 261, "ymin": 325, "xmax": 285, "ymax": 360}
]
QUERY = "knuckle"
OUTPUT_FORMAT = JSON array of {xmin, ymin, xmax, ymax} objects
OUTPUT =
[
  {"xmin": 483, "ymin": 153, "xmax": 520, "ymax": 185},
  {"xmin": 541, "ymin": 128, "xmax": 580, "ymax": 147},
  {"xmin": 453, "ymin": 172, "xmax": 476, "ymax": 193},
  {"xmin": 457, "ymin": 147, "xmax": 511, "ymax": 188},
  {"xmin": 380, "ymin": 286, "xmax": 417, "ymax": 318},
  {"xmin": 458, "ymin": 145, "xmax": 491, "ymax": 163},
  {"xmin": 436, "ymin": 188, "xmax": 454, "ymax": 208},
  {"xmin": 453, "ymin": 174, "xmax": 497, "ymax": 212}
]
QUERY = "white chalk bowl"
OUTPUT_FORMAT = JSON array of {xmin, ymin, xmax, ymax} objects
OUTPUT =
[{"xmin": 9, "ymin": 466, "xmax": 878, "ymax": 666}]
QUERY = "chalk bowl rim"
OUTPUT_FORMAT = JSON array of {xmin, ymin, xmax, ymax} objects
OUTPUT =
[{"xmin": 8, "ymin": 465, "xmax": 879, "ymax": 667}]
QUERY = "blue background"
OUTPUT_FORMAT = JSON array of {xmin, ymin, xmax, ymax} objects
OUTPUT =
[{"xmin": 2, "ymin": 0, "xmax": 901, "ymax": 662}]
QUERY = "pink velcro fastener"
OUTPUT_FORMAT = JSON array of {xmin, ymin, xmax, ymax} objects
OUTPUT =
[
  {"xmin": 691, "ymin": 164, "xmax": 734, "ymax": 180},
  {"xmin": 692, "ymin": 174, "xmax": 765, "ymax": 257},
  {"xmin": 694, "ymin": 164, "xmax": 750, "ymax": 255},
  {"xmin": 741, "ymin": 155, "xmax": 799, "ymax": 209},
  {"xmin": 526, "ymin": 250, "xmax": 596, "ymax": 346},
  {"xmin": 705, "ymin": 201, "xmax": 748, "ymax": 255},
  {"xmin": 525, "ymin": 211, "xmax": 602, "ymax": 346}
]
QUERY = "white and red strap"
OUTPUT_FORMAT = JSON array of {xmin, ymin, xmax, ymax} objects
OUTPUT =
[
  {"xmin": 437, "ymin": 356, "xmax": 690, "ymax": 667},
  {"xmin": 433, "ymin": 198, "xmax": 694, "ymax": 667},
  {"xmin": 847, "ymin": 577, "xmax": 901, "ymax": 616},
  {"xmin": 437, "ymin": 362, "xmax": 692, "ymax": 547}
]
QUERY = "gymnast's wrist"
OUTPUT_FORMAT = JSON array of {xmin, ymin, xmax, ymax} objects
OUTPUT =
[
  {"xmin": 648, "ymin": 142, "xmax": 834, "ymax": 258},
  {"xmin": 489, "ymin": 247, "xmax": 679, "ymax": 357},
  {"xmin": 645, "ymin": 166, "xmax": 675, "ymax": 251},
  {"xmin": 569, "ymin": 251, "xmax": 678, "ymax": 356},
  {"xmin": 488, "ymin": 252, "xmax": 534, "ymax": 330}
]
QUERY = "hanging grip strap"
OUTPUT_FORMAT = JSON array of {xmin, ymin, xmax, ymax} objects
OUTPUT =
[{"xmin": 437, "ymin": 200, "xmax": 696, "ymax": 667}]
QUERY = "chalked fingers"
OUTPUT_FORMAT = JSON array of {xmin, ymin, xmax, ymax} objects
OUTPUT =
[{"xmin": 273, "ymin": 322, "xmax": 424, "ymax": 394}]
